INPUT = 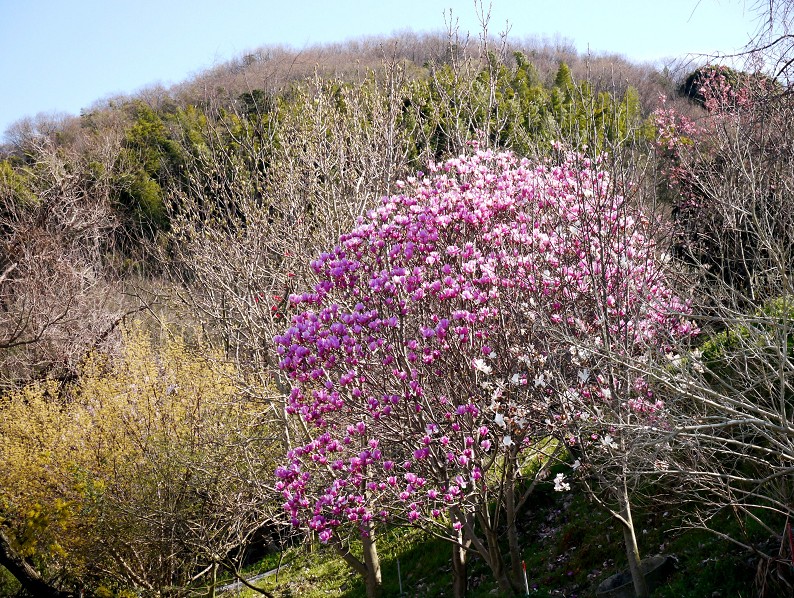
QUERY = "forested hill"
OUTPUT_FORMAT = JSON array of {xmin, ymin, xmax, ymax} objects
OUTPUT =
[
  {"xmin": 0, "ymin": 32, "xmax": 672, "ymax": 389},
  {"xmin": 3, "ymin": 22, "xmax": 794, "ymax": 598},
  {"xmin": 1, "ymin": 32, "xmax": 668, "ymax": 272}
]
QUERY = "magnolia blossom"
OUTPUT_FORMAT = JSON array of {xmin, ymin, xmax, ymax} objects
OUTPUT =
[
  {"xmin": 473, "ymin": 358, "xmax": 493, "ymax": 375},
  {"xmin": 534, "ymin": 373, "xmax": 547, "ymax": 388},
  {"xmin": 601, "ymin": 434, "xmax": 618, "ymax": 450},
  {"xmin": 554, "ymin": 472, "xmax": 571, "ymax": 492},
  {"xmin": 273, "ymin": 149, "xmax": 693, "ymax": 549}
]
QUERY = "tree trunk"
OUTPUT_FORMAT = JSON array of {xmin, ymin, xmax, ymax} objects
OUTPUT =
[
  {"xmin": 504, "ymin": 468, "xmax": 523, "ymax": 586},
  {"xmin": 493, "ymin": 563, "xmax": 517, "ymax": 596},
  {"xmin": 481, "ymin": 522, "xmax": 517, "ymax": 596},
  {"xmin": 451, "ymin": 528, "xmax": 470, "ymax": 598},
  {"xmin": 361, "ymin": 522, "xmax": 382, "ymax": 598},
  {"xmin": 209, "ymin": 561, "xmax": 217, "ymax": 598},
  {"xmin": 0, "ymin": 528, "xmax": 74, "ymax": 598},
  {"xmin": 618, "ymin": 487, "xmax": 649, "ymax": 598},
  {"xmin": 466, "ymin": 506, "xmax": 521, "ymax": 596}
]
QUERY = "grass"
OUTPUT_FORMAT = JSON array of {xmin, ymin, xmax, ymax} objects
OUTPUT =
[{"xmin": 221, "ymin": 488, "xmax": 782, "ymax": 598}]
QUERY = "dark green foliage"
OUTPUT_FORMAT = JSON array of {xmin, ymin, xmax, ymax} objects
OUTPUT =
[
  {"xmin": 681, "ymin": 65, "xmax": 743, "ymax": 106},
  {"xmin": 117, "ymin": 102, "xmax": 185, "ymax": 233},
  {"xmin": 699, "ymin": 296, "xmax": 794, "ymax": 389},
  {"xmin": 118, "ymin": 169, "xmax": 167, "ymax": 231},
  {"xmin": 0, "ymin": 161, "xmax": 37, "ymax": 232},
  {"xmin": 239, "ymin": 89, "xmax": 275, "ymax": 116},
  {"xmin": 399, "ymin": 56, "xmax": 643, "ymax": 165},
  {"xmin": 680, "ymin": 64, "xmax": 781, "ymax": 110}
]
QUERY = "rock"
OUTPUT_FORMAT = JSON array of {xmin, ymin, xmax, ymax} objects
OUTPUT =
[{"xmin": 596, "ymin": 555, "xmax": 676, "ymax": 598}]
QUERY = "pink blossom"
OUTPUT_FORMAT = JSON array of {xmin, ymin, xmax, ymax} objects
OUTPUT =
[{"xmin": 274, "ymin": 149, "xmax": 692, "ymax": 548}]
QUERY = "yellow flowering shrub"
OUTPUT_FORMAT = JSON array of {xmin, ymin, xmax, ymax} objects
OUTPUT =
[{"xmin": 0, "ymin": 324, "xmax": 281, "ymax": 595}]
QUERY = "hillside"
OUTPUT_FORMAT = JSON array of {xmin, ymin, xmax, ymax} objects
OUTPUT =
[{"xmin": 2, "ymin": 15, "xmax": 794, "ymax": 598}]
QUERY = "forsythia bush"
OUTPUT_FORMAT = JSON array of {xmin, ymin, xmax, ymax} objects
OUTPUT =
[{"xmin": 0, "ymin": 325, "xmax": 276, "ymax": 595}]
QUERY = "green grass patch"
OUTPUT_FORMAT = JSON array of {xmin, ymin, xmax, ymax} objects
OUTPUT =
[{"xmin": 222, "ymin": 486, "xmax": 785, "ymax": 597}]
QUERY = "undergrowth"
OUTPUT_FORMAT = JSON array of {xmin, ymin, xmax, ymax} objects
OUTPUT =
[{"xmin": 220, "ymin": 487, "xmax": 781, "ymax": 598}]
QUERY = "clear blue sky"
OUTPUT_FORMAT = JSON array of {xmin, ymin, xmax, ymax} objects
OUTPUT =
[{"xmin": 0, "ymin": 0, "xmax": 757, "ymax": 136}]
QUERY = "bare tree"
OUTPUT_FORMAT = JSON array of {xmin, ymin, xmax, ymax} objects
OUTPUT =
[
  {"xmin": 617, "ymin": 36, "xmax": 794, "ymax": 594},
  {"xmin": 0, "ymin": 118, "xmax": 137, "ymax": 388},
  {"xmin": 163, "ymin": 54, "xmax": 422, "ymax": 416}
]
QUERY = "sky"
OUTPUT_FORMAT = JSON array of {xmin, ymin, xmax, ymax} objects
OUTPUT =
[{"xmin": 0, "ymin": 0, "xmax": 759, "ymax": 136}]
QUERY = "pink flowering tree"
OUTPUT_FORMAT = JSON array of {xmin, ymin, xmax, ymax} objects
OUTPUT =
[
  {"xmin": 274, "ymin": 149, "xmax": 692, "ymax": 597},
  {"xmin": 654, "ymin": 65, "xmax": 786, "ymax": 297},
  {"xmin": 528, "ymin": 149, "xmax": 696, "ymax": 598},
  {"xmin": 649, "ymin": 64, "xmax": 794, "ymax": 591}
]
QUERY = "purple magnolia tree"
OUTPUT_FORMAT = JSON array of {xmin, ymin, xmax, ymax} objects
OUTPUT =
[{"xmin": 274, "ymin": 149, "xmax": 692, "ymax": 597}]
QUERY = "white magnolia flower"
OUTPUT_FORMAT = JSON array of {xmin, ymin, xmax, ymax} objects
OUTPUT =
[
  {"xmin": 473, "ymin": 358, "xmax": 493, "ymax": 375},
  {"xmin": 494, "ymin": 412, "xmax": 506, "ymax": 429},
  {"xmin": 563, "ymin": 389, "xmax": 580, "ymax": 404},
  {"xmin": 553, "ymin": 473, "xmax": 570, "ymax": 492},
  {"xmin": 488, "ymin": 351, "xmax": 497, "ymax": 359},
  {"xmin": 534, "ymin": 373, "xmax": 547, "ymax": 388},
  {"xmin": 665, "ymin": 352, "xmax": 683, "ymax": 369},
  {"xmin": 690, "ymin": 348, "xmax": 704, "ymax": 373},
  {"xmin": 600, "ymin": 387, "xmax": 612, "ymax": 400},
  {"xmin": 510, "ymin": 373, "xmax": 521, "ymax": 386},
  {"xmin": 692, "ymin": 361, "xmax": 704, "ymax": 374},
  {"xmin": 601, "ymin": 434, "xmax": 618, "ymax": 450},
  {"xmin": 491, "ymin": 385, "xmax": 504, "ymax": 402},
  {"xmin": 502, "ymin": 435, "xmax": 514, "ymax": 447},
  {"xmin": 571, "ymin": 459, "xmax": 581, "ymax": 470},
  {"xmin": 577, "ymin": 368, "xmax": 590, "ymax": 384}
]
